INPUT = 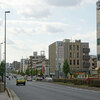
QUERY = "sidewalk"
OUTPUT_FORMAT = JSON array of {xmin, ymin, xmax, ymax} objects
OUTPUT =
[{"xmin": 0, "ymin": 91, "xmax": 11, "ymax": 100}]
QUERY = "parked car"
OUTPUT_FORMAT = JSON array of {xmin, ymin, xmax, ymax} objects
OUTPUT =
[
  {"xmin": 36, "ymin": 76, "xmax": 43, "ymax": 81},
  {"xmin": 33, "ymin": 76, "xmax": 36, "ymax": 80},
  {"xmin": 45, "ymin": 77, "xmax": 53, "ymax": 82},
  {"xmin": 27, "ymin": 76, "xmax": 32, "ymax": 81},
  {"xmin": 16, "ymin": 77, "xmax": 26, "ymax": 86}
]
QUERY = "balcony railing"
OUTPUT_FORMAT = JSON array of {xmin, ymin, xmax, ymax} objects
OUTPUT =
[
  {"xmin": 83, "ymin": 55, "xmax": 90, "ymax": 60},
  {"xmin": 83, "ymin": 48, "xmax": 90, "ymax": 53},
  {"xmin": 83, "ymin": 62, "xmax": 90, "ymax": 68}
]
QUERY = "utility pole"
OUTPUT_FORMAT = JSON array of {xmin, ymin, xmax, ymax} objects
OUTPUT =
[{"xmin": 4, "ymin": 11, "xmax": 10, "ymax": 91}]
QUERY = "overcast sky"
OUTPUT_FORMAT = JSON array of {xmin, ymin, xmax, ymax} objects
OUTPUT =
[{"xmin": 0, "ymin": 0, "xmax": 98, "ymax": 63}]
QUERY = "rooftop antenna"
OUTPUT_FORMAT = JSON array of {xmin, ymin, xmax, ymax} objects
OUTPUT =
[{"xmin": 41, "ymin": 51, "xmax": 45, "ymax": 56}]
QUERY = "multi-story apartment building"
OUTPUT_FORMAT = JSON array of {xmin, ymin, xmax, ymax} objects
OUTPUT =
[
  {"xmin": 28, "ymin": 51, "xmax": 45, "ymax": 69},
  {"xmin": 97, "ymin": 0, "xmax": 100, "ymax": 68},
  {"xmin": 49, "ymin": 39, "xmax": 90, "ymax": 77},
  {"xmin": 64, "ymin": 39, "xmax": 90, "ymax": 72},
  {"xmin": 12, "ymin": 61, "xmax": 20, "ymax": 71},
  {"xmin": 20, "ymin": 58, "xmax": 29, "ymax": 73},
  {"xmin": 32, "ymin": 60, "xmax": 49, "ymax": 76},
  {"xmin": 28, "ymin": 51, "xmax": 49, "ymax": 76},
  {"xmin": 49, "ymin": 41, "xmax": 64, "ymax": 77}
]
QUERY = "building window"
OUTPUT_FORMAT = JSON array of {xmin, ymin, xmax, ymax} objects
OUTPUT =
[
  {"xmin": 97, "ymin": 38, "xmax": 100, "ymax": 45},
  {"xmin": 77, "ymin": 45, "xmax": 79, "ymax": 51},
  {"xmin": 70, "ymin": 53, "xmax": 71, "ymax": 58},
  {"xmin": 77, "ymin": 60, "xmax": 79, "ymax": 65},
  {"xmin": 98, "ymin": 54, "xmax": 100, "ymax": 61},
  {"xmin": 70, "ymin": 60, "xmax": 72, "ymax": 65},
  {"xmin": 97, "ymin": 22, "xmax": 100, "ymax": 29},
  {"xmin": 73, "ymin": 45, "xmax": 75, "ymax": 51},
  {"xmin": 77, "ymin": 52, "xmax": 79, "ymax": 58},
  {"xmin": 73, "ymin": 52, "xmax": 75, "ymax": 58},
  {"xmin": 73, "ymin": 60, "xmax": 75, "ymax": 65},
  {"xmin": 70, "ymin": 45, "xmax": 72, "ymax": 50}
]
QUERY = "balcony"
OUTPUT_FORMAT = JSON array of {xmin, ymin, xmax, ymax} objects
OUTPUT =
[
  {"xmin": 83, "ymin": 48, "xmax": 90, "ymax": 53},
  {"xmin": 83, "ymin": 55, "xmax": 90, "ymax": 60},
  {"xmin": 97, "ymin": 1, "xmax": 100, "ymax": 10},
  {"xmin": 83, "ymin": 62, "xmax": 90, "ymax": 68}
]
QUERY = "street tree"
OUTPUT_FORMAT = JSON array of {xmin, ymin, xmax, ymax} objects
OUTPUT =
[
  {"xmin": 35, "ymin": 69, "xmax": 38, "ymax": 76},
  {"xmin": 40, "ymin": 70, "xmax": 43, "ymax": 77},
  {"xmin": 32, "ymin": 70, "xmax": 36, "ymax": 76},
  {"xmin": 63, "ymin": 60, "xmax": 70, "ymax": 77},
  {"xmin": 0, "ymin": 61, "xmax": 5, "ymax": 81},
  {"xmin": 25, "ymin": 68, "xmax": 30, "ymax": 76}
]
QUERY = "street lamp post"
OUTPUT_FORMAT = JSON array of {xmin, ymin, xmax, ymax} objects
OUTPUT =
[{"xmin": 4, "ymin": 11, "xmax": 10, "ymax": 91}]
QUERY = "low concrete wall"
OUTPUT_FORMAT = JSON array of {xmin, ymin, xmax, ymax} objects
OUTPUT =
[{"xmin": 0, "ymin": 82, "xmax": 4, "ymax": 92}]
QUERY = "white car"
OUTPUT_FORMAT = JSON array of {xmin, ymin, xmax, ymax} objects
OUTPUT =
[
  {"xmin": 45, "ymin": 77, "xmax": 52, "ymax": 82},
  {"xmin": 36, "ymin": 77, "xmax": 43, "ymax": 81},
  {"xmin": 27, "ymin": 76, "xmax": 32, "ymax": 81}
]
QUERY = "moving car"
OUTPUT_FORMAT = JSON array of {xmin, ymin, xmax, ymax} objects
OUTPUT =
[
  {"xmin": 27, "ymin": 76, "xmax": 32, "ymax": 81},
  {"xmin": 16, "ymin": 77, "xmax": 26, "ymax": 86},
  {"xmin": 45, "ymin": 77, "xmax": 53, "ymax": 82}
]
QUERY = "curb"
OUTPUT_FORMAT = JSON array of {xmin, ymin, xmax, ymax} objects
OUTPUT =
[
  {"xmin": 6, "ymin": 88, "xmax": 13, "ymax": 100},
  {"xmin": 10, "ymin": 90, "xmax": 20, "ymax": 100},
  {"xmin": 6, "ymin": 88, "xmax": 20, "ymax": 100}
]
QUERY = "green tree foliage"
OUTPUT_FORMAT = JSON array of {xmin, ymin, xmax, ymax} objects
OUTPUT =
[
  {"xmin": 40, "ymin": 70, "xmax": 43, "ymax": 77},
  {"xmin": 63, "ymin": 60, "xmax": 70, "ymax": 77},
  {"xmin": 25, "ymin": 68, "xmax": 30, "ymax": 76},
  {"xmin": 18, "ymin": 71, "xmax": 21, "ymax": 74},
  {"xmin": 0, "ymin": 62, "xmax": 5, "ymax": 81},
  {"xmin": 32, "ymin": 70, "xmax": 36, "ymax": 76},
  {"xmin": 0, "ymin": 62, "xmax": 5, "ymax": 75},
  {"xmin": 35, "ymin": 69, "xmax": 38, "ymax": 75},
  {"xmin": 12, "ymin": 70, "xmax": 18, "ymax": 74},
  {"xmin": 20, "ymin": 71, "xmax": 25, "ymax": 76}
]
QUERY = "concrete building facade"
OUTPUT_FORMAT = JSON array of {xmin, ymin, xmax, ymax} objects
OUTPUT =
[
  {"xmin": 49, "ymin": 41, "xmax": 64, "ymax": 77},
  {"xmin": 89, "ymin": 55, "xmax": 97, "ymax": 75},
  {"xmin": 97, "ymin": 0, "xmax": 100, "ymax": 68},
  {"xmin": 49, "ymin": 39, "xmax": 90, "ymax": 77},
  {"xmin": 12, "ymin": 61, "xmax": 20, "ymax": 71},
  {"xmin": 20, "ymin": 58, "xmax": 28, "ymax": 73},
  {"xmin": 28, "ymin": 51, "xmax": 49, "ymax": 76}
]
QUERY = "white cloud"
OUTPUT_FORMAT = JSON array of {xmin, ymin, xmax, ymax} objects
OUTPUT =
[
  {"xmin": 7, "ymin": 39, "xmax": 15, "ymax": 45},
  {"xmin": 17, "ymin": 5, "xmax": 51, "ymax": 19},
  {"xmin": 0, "ymin": 0, "xmax": 97, "ymax": 62},
  {"xmin": 7, "ymin": 20, "xmax": 68, "ymax": 35},
  {"xmin": 0, "ymin": 18, "xmax": 3, "ymax": 26},
  {"xmin": 0, "ymin": 0, "xmax": 51, "ymax": 19},
  {"xmin": 44, "ymin": 0, "xmax": 83, "ymax": 7},
  {"xmin": 72, "ymin": 31, "xmax": 96, "ymax": 55},
  {"xmin": 45, "ymin": 24, "xmax": 64, "ymax": 33},
  {"xmin": 83, "ymin": 0, "xmax": 97, "ymax": 3}
]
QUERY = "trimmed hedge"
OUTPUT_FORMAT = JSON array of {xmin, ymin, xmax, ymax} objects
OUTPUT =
[
  {"xmin": 74, "ymin": 79, "xmax": 87, "ymax": 85},
  {"xmin": 53, "ymin": 79, "xmax": 87, "ymax": 85},
  {"xmin": 53, "ymin": 78, "xmax": 100, "ymax": 87},
  {"xmin": 89, "ymin": 79, "xmax": 100, "ymax": 87}
]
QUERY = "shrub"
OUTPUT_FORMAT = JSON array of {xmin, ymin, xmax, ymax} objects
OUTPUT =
[
  {"xmin": 89, "ymin": 79, "xmax": 100, "ymax": 87},
  {"xmin": 53, "ymin": 79, "xmax": 87, "ymax": 85},
  {"xmin": 73, "ymin": 79, "xmax": 87, "ymax": 85}
]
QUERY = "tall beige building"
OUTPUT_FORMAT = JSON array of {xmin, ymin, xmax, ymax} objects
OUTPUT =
[
  {"xmin": 49, "ymin": 41, "xmax": 64, "ymax": 77},
  {"xmin": 97, "ymin": 0, "xmax": 100, "ymax": 68},
  {"xmin": 49, "ymin": 39, "xmax": 90, "ymax": 77}
]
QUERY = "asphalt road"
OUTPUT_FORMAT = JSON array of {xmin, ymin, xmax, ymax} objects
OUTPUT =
[{"xmin": 7, "ymin": 78, "xmax": 100, "ymax": 100}]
